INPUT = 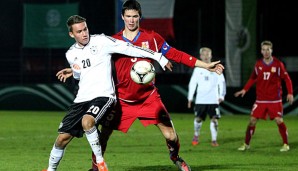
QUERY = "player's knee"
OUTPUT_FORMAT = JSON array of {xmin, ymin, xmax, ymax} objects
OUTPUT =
[
  {"xmin": 249, "ymin": 117, "xmax": 257, "ymax": 125},
  {"xmin": 55, "ymin": 133, "xmax": 72, "ymax": 148},
  {"xmin": 211, "ymin": 117, "xmax": 217, "ymax": 122},
  {"xmin": 163, "ymin": 130, "xmax": 177, "ymax": 141},
  {"xmin": 195, "ymin": 117, "xmax": 202, "ymax": 123},
  {"xmin": 275, "ymin": 117, "xmax": 283, "ymax": 124},
  {"xmin": 82, "ymin": 115, "xmax": 95, "ymax": 130},
  {"xmin": 167, "ymin": 134, "xmax": 177, "ymax": 142}
]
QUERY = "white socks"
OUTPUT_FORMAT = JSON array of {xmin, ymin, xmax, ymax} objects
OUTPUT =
[
  {"xmin": 194, "ymin": 118, "xmax": 218, "ymax": 142},
  {"xmin": 194, "ymin": 119, "xmax": 202, "ymax": 137},
  {"xmin": 47, "ymin": 145, "xmax": 64, "ymax": 171},
  {"xmin": 47, "ymin": 126, "xmax": 103, "ymax": 170},
  {"xmin": 85, "ymin": 126, "xmax": 104, "ymax": 163},
  {"xmin": 210, "ymin": 120, "xmax": 218, "ymax": 141}
]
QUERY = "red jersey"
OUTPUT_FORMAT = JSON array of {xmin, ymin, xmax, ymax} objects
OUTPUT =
[
  {"xmin": 112, "ymin": 28, "xmax": 197, "ymax": 102},
  {"xmin": 243, "ymin": 57, "xmax": 293, "ymax": 102}
]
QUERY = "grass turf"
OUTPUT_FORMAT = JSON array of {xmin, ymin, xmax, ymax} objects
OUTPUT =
[{"xmin": 0, "ymin": 111, "xmax": 297, "ymax": 171}]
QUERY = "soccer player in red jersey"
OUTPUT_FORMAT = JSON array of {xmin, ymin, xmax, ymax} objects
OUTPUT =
[
  {"xmin": 93, "ymin": 0, "xmax": 223, "ymax": 170},
  {"xmin": 96, "ymin": 1, "xmax": 223, "ymax": 170},
  {"xmin": 234, "ymin": 40, "xmax": 293, "ymax": 152}
]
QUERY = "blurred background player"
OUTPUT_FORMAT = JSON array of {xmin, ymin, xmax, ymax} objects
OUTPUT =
[
  {"xmin": 234, "ymin": 40, "xmax": 293, "ymax": 152},
  {"xmin": 187, "ymin": 47, "xmax": 226, "ymax": 147}
]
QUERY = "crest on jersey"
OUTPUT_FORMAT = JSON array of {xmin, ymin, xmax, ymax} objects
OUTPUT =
[
  {"xmin": 259, "ymin": 67, "xmax": 262, "ymax": 70},
  {"xmin": 90, "ymin": 45, "xmax": 98, "ymax": 55},
  {"xmin": 141, "ymin": 41, "xmax": 149, "ymax": 49},
  {"xmin": 271, "ymin": 67, "xmax": 276, "ymax": 72},
  {"xmin": 204, "ymin": 76, "xmax": 209, "ymax": 81}
]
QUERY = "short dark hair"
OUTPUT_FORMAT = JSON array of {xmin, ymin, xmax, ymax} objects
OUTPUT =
[
  {"xmin": 122, "ymin": 0, "xmax": 142, "ymax": 18},
  {"xmin": 66, "ymin": 15, "xmax": 86, "ymax": 32}
]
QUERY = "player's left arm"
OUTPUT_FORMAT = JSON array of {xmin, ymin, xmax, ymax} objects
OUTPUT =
[
  {"xmin": 234, "ymin": 63, "xmax": 259, "ymax": 98},
  {"xmin": 153, "ymin": 33, "xmax": 223, "ymax": 74},
  {"xmin": 154, "ymin": 32, "xmax": 198, "ymax": 67},
  {"xmin": 103, "ymin": 35, "xmax": 169, "ymax": 70},
  {"xmin": 196, "ymin": 60, "xmax": 224, "ymax": 75},
  {"xmin": 218, "ymin": 74, "xmax": 226, "ymax": 103},
  {"xmin": 280, "ymin": 62, "xmax": 294, "ymax": 105}
]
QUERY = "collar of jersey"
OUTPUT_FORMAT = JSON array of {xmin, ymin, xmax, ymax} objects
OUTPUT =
[{"xmin": 122, "ymin": 31, "xmax": 141, "ymax": 43}]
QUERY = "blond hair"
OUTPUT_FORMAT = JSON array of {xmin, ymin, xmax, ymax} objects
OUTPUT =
[
  {"xmin": 199, "ymin": 47, "xmax": 212, "ymax": 55},
  {"xmin": 261, "ymin": 40, "xmax": 273, "ymax": 49}
]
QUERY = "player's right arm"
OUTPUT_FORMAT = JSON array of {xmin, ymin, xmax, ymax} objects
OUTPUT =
[
  {"xmin": 234, "ymin": 64, "xmax": 257, "ymax": 97},
  {"xmin": 234, "ymin": 89, "xmax": 247, "ymax": 97},
  {"xmin": 187, "ymin": 68, "xmax": 199, "ymax": 108}
]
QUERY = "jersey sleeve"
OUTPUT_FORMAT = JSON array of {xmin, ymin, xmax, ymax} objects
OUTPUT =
[
  {"xmin": 243, "ymin": 65, "xmax": 257, "ymax": 91},
  {"xmin": 280, "ymin": 61, "xmax": 293, "ymax": 94},
  {"xmin": 65, "ymin": 50, "xmax": 80, "ymax": 80},
  {"xmin": 102, "ymin": 34, "xmax": 169, "ymax": 70},
  {"xmin": 153, "ymin": 32, "xmax": 197, "ymax": 68},
  {"xmin": 218, "ymin": 74, "xmax": 226, "ymax": 100},
  {"xmin": 187, "ymin": 68, "xmax": 199, "ymax": 101}
]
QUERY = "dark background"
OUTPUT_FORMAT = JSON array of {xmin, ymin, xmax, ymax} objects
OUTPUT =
[{"xmin": 0, "ymin": 0, "xmax": 297, "ymax": 85}]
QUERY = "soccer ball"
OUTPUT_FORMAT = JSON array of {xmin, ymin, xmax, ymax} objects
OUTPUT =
[{"xmin": 130, "ymin": 60, "xmax": 156, "ymax": 85}]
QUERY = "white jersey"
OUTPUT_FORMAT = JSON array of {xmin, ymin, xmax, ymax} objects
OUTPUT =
[
  {"xmin": 66, "ymin": 34, "xmax": 168, "ymax": 103},
  {"xmin": 188, "ymin": 67, "xmax": 226, "ymax": 104}
]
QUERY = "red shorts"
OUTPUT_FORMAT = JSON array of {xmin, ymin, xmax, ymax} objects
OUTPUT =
[
  {"xmin": 251, "ymin": 101, "xmax": 283, "ymax": 120},
  {"xmin": 114, "ymin": 90, "xmax": 171, "ymax": 133}
]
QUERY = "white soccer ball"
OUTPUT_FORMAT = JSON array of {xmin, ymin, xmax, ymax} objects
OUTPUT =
[{"xmin": 130, "ymin": 60, "xmax": 156, "ymax": 85}]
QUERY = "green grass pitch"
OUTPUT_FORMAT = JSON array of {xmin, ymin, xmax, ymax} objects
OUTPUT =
[{"xmin": 0, "ymin": 111, "xmax": 297, "ymax": 171}]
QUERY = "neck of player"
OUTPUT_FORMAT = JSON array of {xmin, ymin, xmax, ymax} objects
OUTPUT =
[
  {"xmin": 263, "ymin": 56, "xmax": 273, "ymax": 64},
  {"xmin": 123, "ymin": 29, "xmax": 139, "ymax": 41}
]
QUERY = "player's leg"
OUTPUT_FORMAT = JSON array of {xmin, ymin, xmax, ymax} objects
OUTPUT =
[
  {"xmin": 82, "ymin": 114, "xmax": 107, "ymax": 171},
  {"xmin": 192, "ymin": 116, "xmax": 202, "ymax": 145},
  {"xmin": 89, "ymin": 98, "xmax": 137, "ymax": 171},
  {"xmin": 84, "ymin": 97, "xmax": 115, "ymax": 171},
  {"xmin": 209, "ymin": 104, "xmax": 219, "ymax": 146},
  {"xmin": 210, "ymin": 117, "xmax": 219, "ymax": 146},
  {"xmin": 275, "ymin": 117, "xmax": 289, "ymax": 151},
  {"xmin": 46, "ymin": 133, "xmax": 73, "ymax": 171},
  {"xmin": 157, "ymin": 121, "xmax": 191, "ymax": 171},
  {"xmin": 100, "ymin": 127, "xmax": 114, "ymax": 157},
  {"xmin": 90, "ymin": 126, "xmax": 114, "ymax": 171},
  {"xmin": 157, "ymin": 121, "xmax": 178, "ymax": 160},
  {"xmin": 270, "ymin": 102, "xmax": 289, "ymax": 151},
  {"xmin": 238, "ymin": 103, "xmax": 265, "ymax": 151},
  {"xmin": 90, "ymin": 106, "xmax": 120, "ymax": 171},
  {"xmin": 44, "ymin": 103, "xmax": 84, "ymax": 171},
  {"xmin": 138, "ymin": 90, "xmax": 191, "ymax": 170},
  {"xmin": 192, "ymin": 104, "xmax": 206, "ymax": 146},
  {"xmin": 238, "ymin": 116, "xmax": 257, "ymax": 151}
]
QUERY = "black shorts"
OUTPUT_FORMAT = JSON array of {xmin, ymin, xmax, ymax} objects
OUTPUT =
[
  {"xmin": 194, "ymin": 104, "xmax": 220, "ymax": 121},
  {"xmin": 58, "ymin": 97, "xmax": 115, "ymax": 138}
]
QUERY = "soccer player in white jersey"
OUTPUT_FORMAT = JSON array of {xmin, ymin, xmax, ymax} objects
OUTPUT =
[
  {"xmin": 187, "ymin": 47, "xmax": 226, "ymax": 147},
  {"xmin": 42, "ymin": 15, "xmax": 170, "ymax": 171}
]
